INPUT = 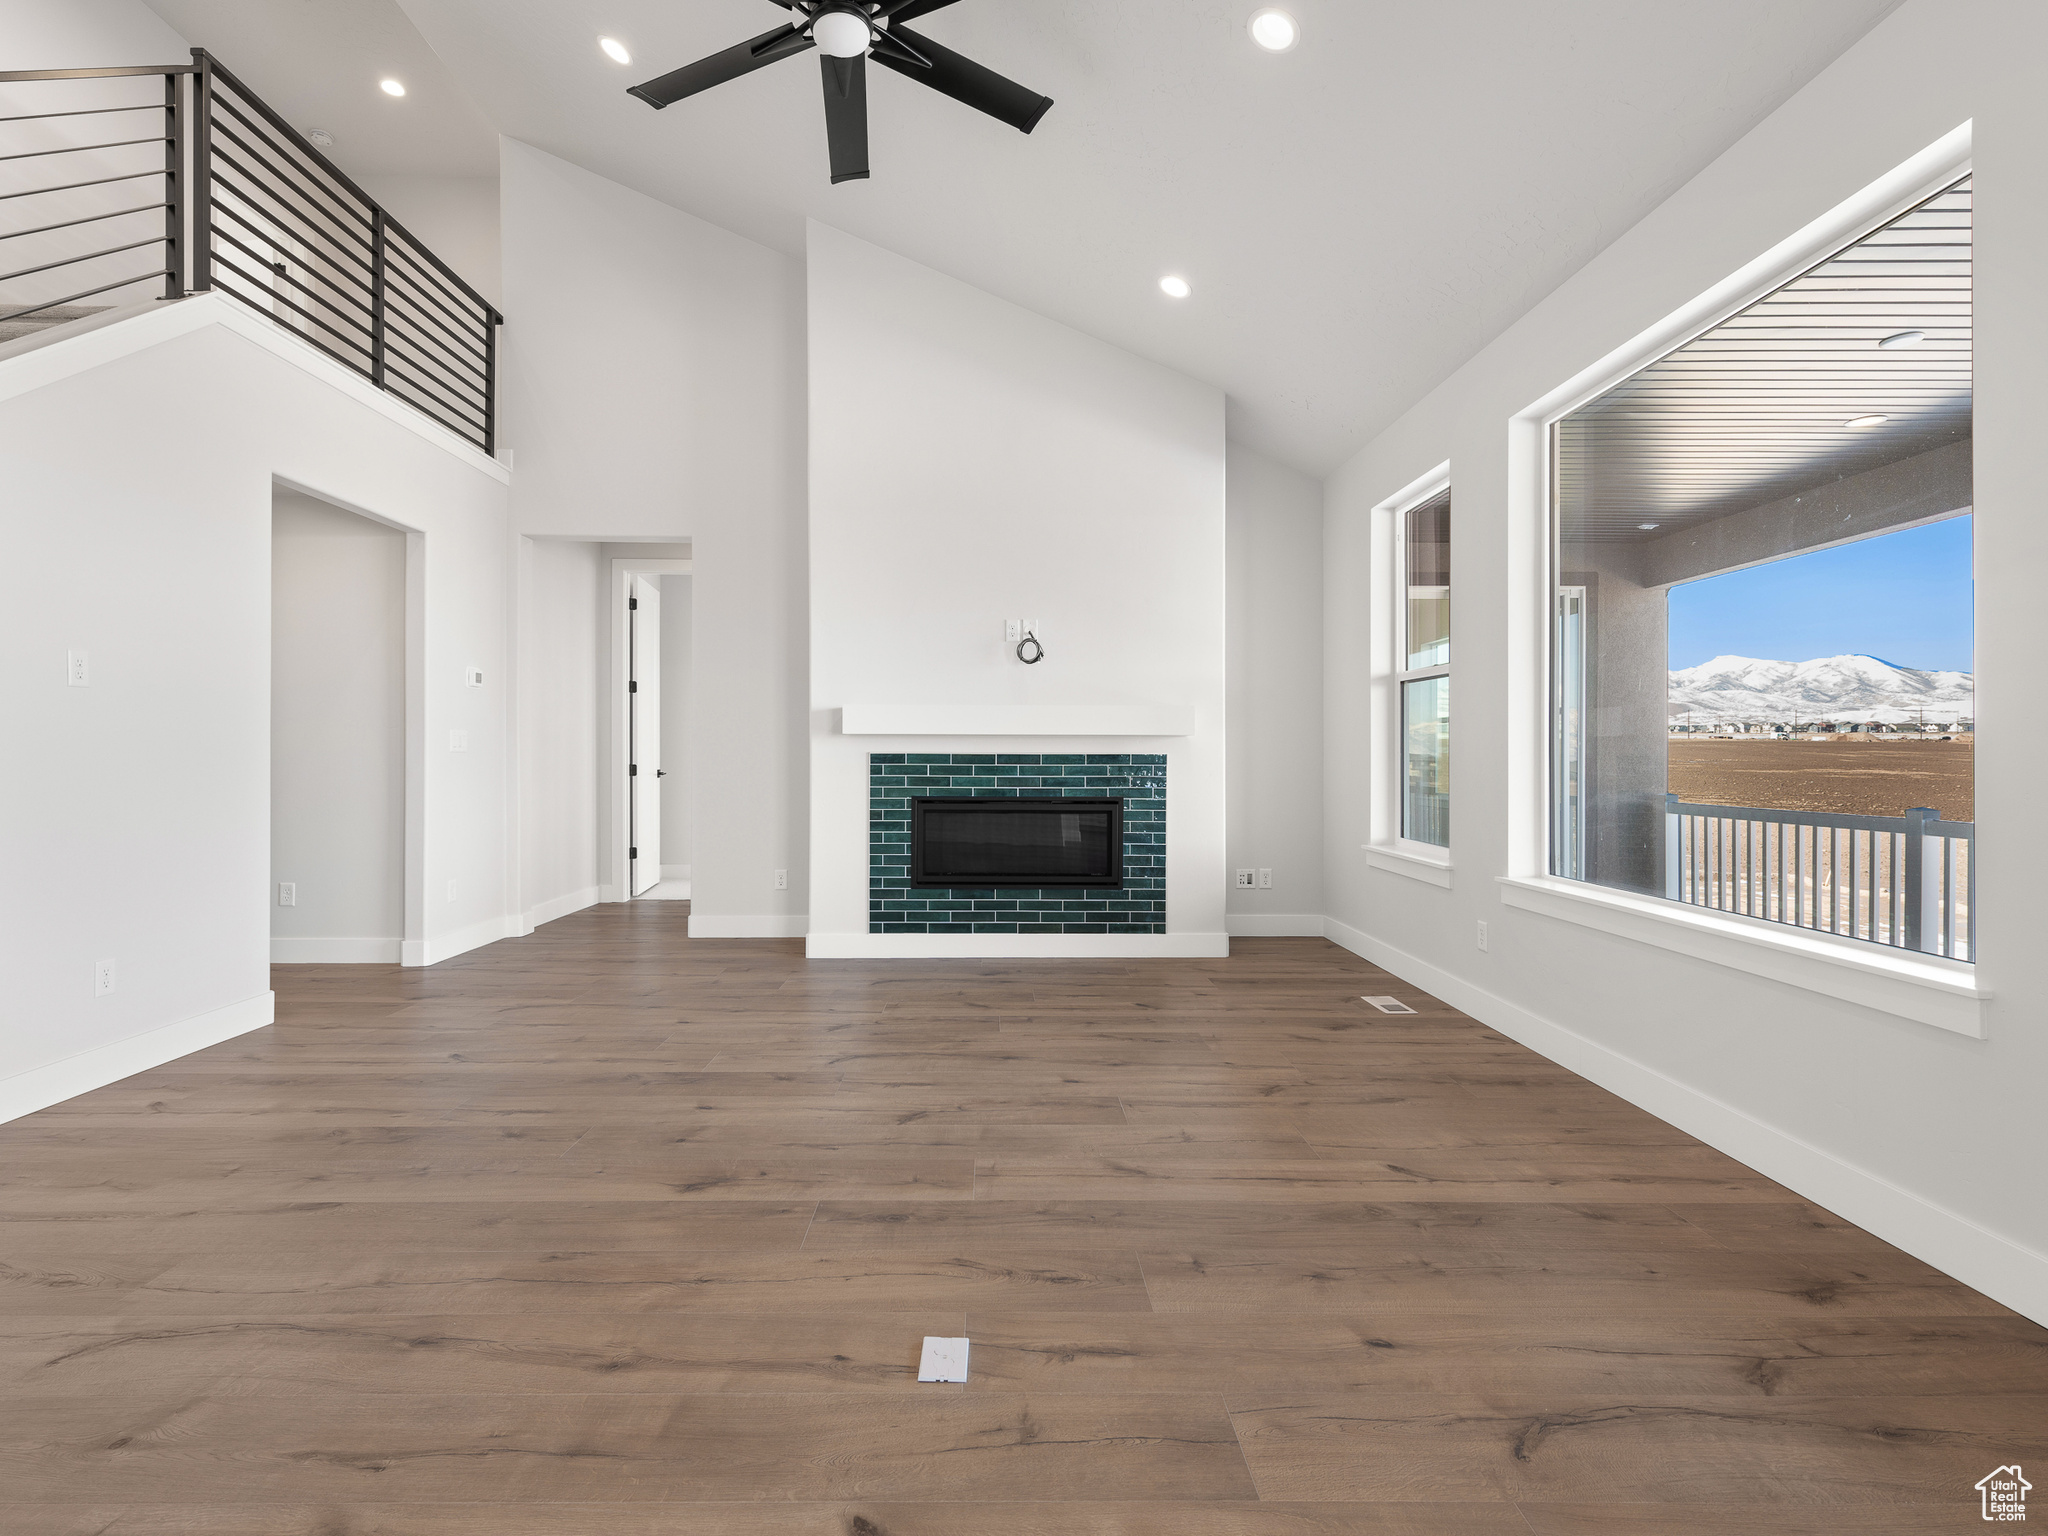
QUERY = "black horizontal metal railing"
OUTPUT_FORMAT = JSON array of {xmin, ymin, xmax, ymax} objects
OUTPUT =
[
  {"xmin": 0, "ymin": 64, "xmax": 184, "ymax": 327},
  {"xmin": 0, "ymin": 51, "xmax": 500, "ymax": 453}
]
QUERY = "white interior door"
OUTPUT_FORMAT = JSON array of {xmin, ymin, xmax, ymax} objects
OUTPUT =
[{"xmin": 630, "ymin": 575, "xmax": 663, "ymax": 895}]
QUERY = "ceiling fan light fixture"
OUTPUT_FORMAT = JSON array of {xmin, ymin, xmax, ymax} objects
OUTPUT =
[
  {"xmin": 599, "ymin": 37, "xmax": 632, "ymax": 66},
  {"xmin": 1159, "ymin": 275, "xmax": 1192, "ymax": 299},
  {"xmin": 812, "ymin": 8, "xmax": 874, "ymax": 59},
  {"xmin": 1248, "ymin": 9, "xmax": 1300, "ymax": 51},
  {"xmin": 379, "ymin": 78, "xmax": 406, "ymax": 97}
]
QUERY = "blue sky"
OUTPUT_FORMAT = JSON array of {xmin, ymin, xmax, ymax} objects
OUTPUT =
[{"xmin": 1668, "ymin": 514, "xmax": 1975, "ymax": 673}]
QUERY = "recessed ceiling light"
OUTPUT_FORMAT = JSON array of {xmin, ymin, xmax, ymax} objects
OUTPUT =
[
  {"xmin": 1879, "ymin": 329, "xmax": 1926, "ymax": 348},
  {"xmin": 1248, "ymin": 9, "xmax": 1300, "ymax": 51},
  {"xmin": 1159, "ymin": 275, "xmax": 1191, "ymax": 299},
  {"xmin": 1845, "ymin": 413, "xmax": 1890, "ymax": 429},
  {"xmin": 1637, "ymin": 522, "xmax": 1661, "ymax": 530},
  {"xmin": 599, "ymin": 37, "xmax": 632, "ymax": 65},
  {"xmin": 380, "ymin": 78, "xmax": 406, "ymax": 97}
]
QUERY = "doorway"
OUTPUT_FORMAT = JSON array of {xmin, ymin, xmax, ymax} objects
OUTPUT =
[
  {"xmin": 271, "ymin": 488, "xmax": 410, "ymax": 961},
  {"xmin": 608, "ymin": 555, "xmax": 692, "ymax": 903}
]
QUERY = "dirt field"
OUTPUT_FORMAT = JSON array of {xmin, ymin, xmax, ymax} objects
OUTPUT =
[{"xmin": 1668, "ymin": 738, "xmax": 1974, "ymax": 821}]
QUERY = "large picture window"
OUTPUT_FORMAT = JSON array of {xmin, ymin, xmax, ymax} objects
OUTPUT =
[
  {"xmin": 1398, "ymin": 487, "xmax": 1451, "ymax": 847},
  {"xmin": 1550, "ymin": 176, "xmax": 1973, "ymax": 959}
]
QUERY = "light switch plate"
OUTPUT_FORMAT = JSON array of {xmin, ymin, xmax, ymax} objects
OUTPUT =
[{"xmin": 918, "ymin": 1336, "xmax": 969, "ymax": 1383}]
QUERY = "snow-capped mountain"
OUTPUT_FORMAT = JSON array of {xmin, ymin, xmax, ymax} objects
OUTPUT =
[{"xmin": 1667, "ymin": 654, "xmax": 1974, "ymax": 724}]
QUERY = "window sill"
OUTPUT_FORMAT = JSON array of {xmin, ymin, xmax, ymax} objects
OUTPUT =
[
  {"xmin": 1495, "ymin": 874, "xmax": 1988, "ymax": 1039},
  {"xmin": 1365, "ymin": 843, "xmax": 1454, "ymax": 888}
]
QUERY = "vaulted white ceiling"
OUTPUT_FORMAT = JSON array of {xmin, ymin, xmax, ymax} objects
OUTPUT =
[{"xmin": 150, "ymin": 0, "xmax": 1903, "ymax": 472}]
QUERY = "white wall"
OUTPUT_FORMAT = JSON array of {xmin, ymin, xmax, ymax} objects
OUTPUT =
[
  {"xmin": 271, "ymin": 489, "xmax": 406, "ymax": 960},
  {"xmin": 355, "ymin": 175, "xmax": 503, "ymax": 309},
  {"xmin": 806, "ymin": 222, "xmax": 1227, "ymax": 956},
  {"xmin": 1226, "ymin": 444, "xmax": 1325, "ymax": 934},
  {"xmin": 660, "ymin": 573, "xmax": 694, "ymax": 874},
  {"xmin": 1322, "ymin": 0, "xmax": 2048, "ymax": 1321},
  {"xmin": 515, "ymin": 536, "xmax": 603, "ymax": 927},
  {"xmin": 499, "ymin": 138, "xmax": 806, "ymax": 935},
  {"xmin": 0, "ymin": 295, "xmax": 510, "ymax": 1122}
]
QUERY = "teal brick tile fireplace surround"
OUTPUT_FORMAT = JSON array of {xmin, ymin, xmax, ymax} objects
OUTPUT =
[{"xmin": 870, "ymin": 753, "xmax": 1166, "ymax": 934}]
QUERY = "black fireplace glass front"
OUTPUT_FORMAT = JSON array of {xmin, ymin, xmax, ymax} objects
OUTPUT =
[{"xmin": 910, "ymin": 797, "xmax": 1123, "ymax": 888}]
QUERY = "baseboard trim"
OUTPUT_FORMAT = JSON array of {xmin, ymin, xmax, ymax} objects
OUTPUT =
[
  {"xmin": 1320, "ymin": 915, "xmax": 2048, "ymax": 1327},
  {"xmin": 807, "ymin": 931, "xmax": 1232, "ymax": 959},
  {"xmin": 270, "ymin": 937, "xmax": 402, "ymax": 964},
  {"xmin": 404, "ymin": 915, "xmax": 516, "ymax": 967},
  {"xmin": 1226, "ymin": 913, "xmax": 1327, "ymax": 937},
  {"xmin": 0, "ymin": 991, "xmax": 275, "ymax": 1125},
  {"xmin": 692, "ymin": 915, "xmax": 810, "ymax": 940},
  {"xmin": 526, "ymin": 885, "xmax": 600, "ymax": 932}
]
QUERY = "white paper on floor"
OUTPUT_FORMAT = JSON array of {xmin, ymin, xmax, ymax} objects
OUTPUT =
[{"xmin": 918, "ymin": 1336, "xmax": 970, "ymax": 1382}]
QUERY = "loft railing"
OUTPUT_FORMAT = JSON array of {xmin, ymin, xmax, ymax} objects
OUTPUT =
[
  {"xmin": 1665, "ymin": 795, "xmax": 1974, "ymax": 961},
  {"xmin": 0, "ymin": 50, "xmax": 501, "ymax": 453}
]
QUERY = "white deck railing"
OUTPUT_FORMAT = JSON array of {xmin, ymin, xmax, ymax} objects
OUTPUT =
[{"xmin": 1665, "ymin": 795, "xmax": 1974, "ymax": 961}]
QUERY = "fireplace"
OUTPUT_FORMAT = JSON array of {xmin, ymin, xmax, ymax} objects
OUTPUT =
[
  {"xmin": 870, "ymin": 754, "xmax": 1164, "ymax": 935},
  {"xmin": 911, "ymin": 797, "xmax": 1124, "ymax": 888}
]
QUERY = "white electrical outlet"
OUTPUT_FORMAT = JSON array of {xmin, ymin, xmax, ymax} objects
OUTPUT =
[
  {"xmin": 1476, "ymin": 919, "xmax": 1489, "ymax": 952},
  {"xmin": 68, "ymin": 651, "xmax": 90, "ymax": 686},
  {"xmin": 774, "ymin": 869, "xmax": 788, "ymax": 890},
  {"xmin": 1258, "ymin": 868, "xmax": 1273, "ymax": 889},
  {"xmin": 1005, "ymin": 619, "xmax": 1022, "ymax": 643},
  {"xmin": 449, "ymin": 730, "xmax": 469, "ymax": 753},
  {"xmin": 93, "ymin": 958, "xmax": 117, "ymax": 996},
  {"xmin": 278, "ymin": 882, "xmax": 296, "ymax": 907},
  {"xmin": 917, "ymin": 1336, "xmax": 970, "ymax": 1383},
  {"xmin": 1234, "ymin": 868, "xmax": 1255, "ymax": 888},
  {"xmin": 447, "ymin": 879, "xmax": 458, "ymax": 904}
]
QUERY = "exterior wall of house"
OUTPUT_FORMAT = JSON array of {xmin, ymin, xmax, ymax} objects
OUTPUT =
[{"xmin": 1323, "ymin": 0, "xmax": 2048, "ymax": 1322}]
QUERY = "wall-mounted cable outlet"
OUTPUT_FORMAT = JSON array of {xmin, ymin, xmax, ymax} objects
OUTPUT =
[
  {"xmin": 278, "ymin": 882, "xmax": 296, "ymax": 907},
  {"xmin": 1234, "ymin": 869, "xmax": 1255, "ymax": 888},
  {"xmin": 1476, "ymin": 919, "xmax": 1489, "ymax": 952},
  {"xmin": 774, "ymin": 869, "xmax": 788, "ymax": 890},
  {"xmin": 1257, "ymin": 868, "xmax": 1273, "ymax": 889},
  {"xmin": 93, "ymin": 958, "xmax": 117, "ymax": 996}
]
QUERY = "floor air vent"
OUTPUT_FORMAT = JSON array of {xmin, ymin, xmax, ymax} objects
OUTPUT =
[{"xmin": 1362, "ymin": 995, "xmax": 1418, "ymax": 1013}]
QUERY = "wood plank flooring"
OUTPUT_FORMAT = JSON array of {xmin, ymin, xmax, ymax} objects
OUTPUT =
[{"xmin": 2, "ymin": 901, "xmax": 2042, "ymax": 1534}]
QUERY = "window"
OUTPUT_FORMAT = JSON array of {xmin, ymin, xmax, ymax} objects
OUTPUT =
[
  {"xmin": 1549, "ymin": 176, "xmax": 1973, "ymax": 960},
  {"xmin": 1398, "ymin": 487, "xmax": 1451, "ymax": 847}
]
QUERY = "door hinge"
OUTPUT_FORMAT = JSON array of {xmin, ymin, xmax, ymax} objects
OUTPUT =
[
  {"xmin": 629, "ymin": 597, "xmax": 638, "ymax": 610},
  {"xmin": 630, "ymin": 846, "xmax": 638, "ymax": 859},
  {"xmin": 629, "ymin": 681, "xmax": 638, "ymax": 693},
  {"xmin": 630, "ymin": 763, "xmax": 638, "ymax": 776}
]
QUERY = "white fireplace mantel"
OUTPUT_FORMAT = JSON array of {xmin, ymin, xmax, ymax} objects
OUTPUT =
[{"xmin": 839, "ymin": 705, "xmax": 1196, "ymax": 737}]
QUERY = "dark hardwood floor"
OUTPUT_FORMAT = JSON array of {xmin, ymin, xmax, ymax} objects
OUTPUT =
[{"xmin": 3, "ymin": 902, "xmax": 2042, "ymax": 1533}]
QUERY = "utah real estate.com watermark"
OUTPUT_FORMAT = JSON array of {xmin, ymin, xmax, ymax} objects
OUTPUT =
[{"xmin": 1978, "ymin": 1465, "xmax": 2030, "ymax": 1522}]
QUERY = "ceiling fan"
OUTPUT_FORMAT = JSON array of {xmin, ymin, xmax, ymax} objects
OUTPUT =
[{"xmin": 627, "ymin": 1, "xmax": 1054, "ymax": 184}]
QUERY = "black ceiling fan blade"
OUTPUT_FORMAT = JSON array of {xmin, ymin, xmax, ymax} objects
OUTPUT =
[
  {"xmin": 875, "ymin": 24, "xmax": 1052, "ymax": 134},
  {"xmin": 821, "ymin": 55, "xmax": 870, "ymax": 184},
  {"xmin": 877, "ymin": 0, "xmax": 964, "ymax": 20},
  {"xmin": 628, "ymin": 23, "xmax": 814, "ymax": 109}
]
